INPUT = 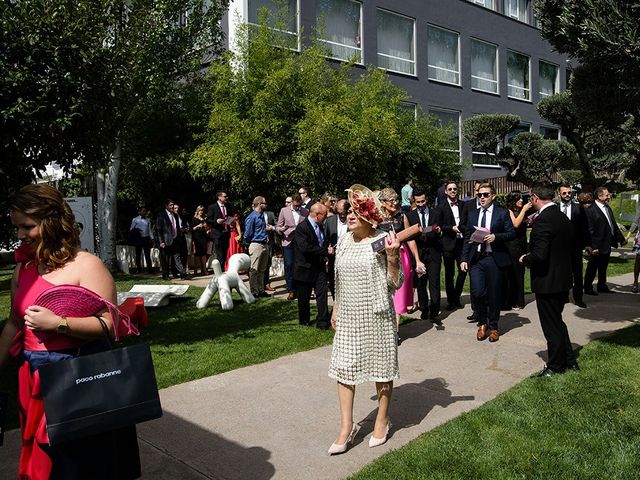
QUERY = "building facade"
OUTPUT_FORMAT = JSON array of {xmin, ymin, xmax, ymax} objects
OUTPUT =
[{"xmin": 221, "ymin": 0, "xmax": 568, "ymax": 182}]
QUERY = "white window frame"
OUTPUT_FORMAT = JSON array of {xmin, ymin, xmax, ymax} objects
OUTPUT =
[
  {"xmin": 246, "ymin": 0, "xmax": 301, "ymax": 50},
  {"xmin": 470, "ymin": 38, "xmax": 499, "ymax": 95},
  {"xmin": 538, "ymin": 60, "xmax": 560, "ymax": 98},
  {"xmin": 472, "ymin": 0, "xmax": 495, "ymax": 10},
  {"xmin": 427, "ymin": 24, "xmax": 461, "ymax": 86},
  {"xmin": 471, "ymin": 152, "xmax": 500, "ymax": 168},
  {"xmin": 504, "ymin": 0, "xmax": 528, "ymax": 23},
  {"xmin": 507, "ymin": 49, "xmax": 531, "ymax": 101},
  {"xmin": 376, "ymin": 8, "xmax": 416, "ymax": 76},
  {"xmin": 316, "ymin": 0, "xmax": 363, "ymax": 64},
  {"xmin": 428, "ymin": 107, "xmax": 462, "ymax": 163}
]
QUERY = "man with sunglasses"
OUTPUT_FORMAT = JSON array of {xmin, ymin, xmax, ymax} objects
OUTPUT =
[
  {"xmin": 461, "ymin": 183, "xmax": 515, "ymax": 342},
  {"xmin": 207, "ymin": 191, "xmax": 234, "ymax": 271},
  {"xmin": 520, "ymin": 182, "xmax": 578, "ymax": 376},
  {"xmin": 438, "ymin": 180, "xmax": 466, "ymax": 310}
]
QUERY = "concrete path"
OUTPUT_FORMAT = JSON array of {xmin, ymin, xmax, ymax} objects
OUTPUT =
[{"xmin": 1, "ymin": 272, "xmax": 639, "ymax": 480}]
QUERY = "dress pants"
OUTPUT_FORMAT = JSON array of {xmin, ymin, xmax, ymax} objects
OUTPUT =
[
  {"xmin": 416, "ymin": 249, "xmax": 442, "ymax": 316},
  {"xmin": 584, "ymin": 252, "xmax": 611, "ymax": 291},
  {"xmin": 505, "ymin": 247, "xmax": 526, "ymax": 308},
  {"xmin": 535, "ymin": 292, "xmax": 576, "ymax": 371},
  {"xmin": 469, "ymin": 254, "xmax": 502, "ymax": 330},
  {"xmin": 160, "ymin": 243, "xmax": 185, "ymax": 279},
  {"xmin": 297, "ymin": 271, "xmax": 329, "ymax": 327},
  {"xmin": 214, "ymin": 232, "xmax": 231, "ymax": 271},
  {"xmin": 135, "ymin": 237, "xmax": 154, "ymax": 273},
  {"xmin": 248, "ymin": 242, "xmax": 269, "ymax": 295},
  {"xmin": 282, "ymin": 245, "xmax": 296, "ymax": 292},
  {"xmin": 570, "ymin": 248, "xmax": 584, "ymax": 302},
  {"xmin": 443, "ymin": 240, "xmax": 465, "ymax": 307}
]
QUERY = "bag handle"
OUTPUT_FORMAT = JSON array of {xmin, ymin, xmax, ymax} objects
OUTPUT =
[{"xmin": 94, "ymin": 315, "xmax": 114, "ymax": 350}]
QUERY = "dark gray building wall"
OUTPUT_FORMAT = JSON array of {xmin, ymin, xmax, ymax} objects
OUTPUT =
[{"xmin": 221, "ymin": 0, "xmax": 568, "ymax": 181}]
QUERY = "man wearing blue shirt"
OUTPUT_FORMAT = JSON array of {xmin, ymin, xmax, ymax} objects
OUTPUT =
[
  {"xmin": 130, "ymin": 206, "xmax": 154, "ymax": 274},
  {"xmin": 244, "ymin": 196, "xmax": 273, "ymax": 297}
]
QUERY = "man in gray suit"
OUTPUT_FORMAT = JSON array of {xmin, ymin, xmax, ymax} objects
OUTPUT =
[{"xmin": 156, "ymin": 198, "xmax": 187, "ymax": 280}]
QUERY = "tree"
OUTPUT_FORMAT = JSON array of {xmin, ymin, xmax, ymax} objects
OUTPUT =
[
  {"xmin": 534, "ymin": 0, "xmax": 640, "ymax": 128},
  {"xmin": 190, "ymin": 20, "xmax": 460, "ymax": 205},
  {"xmin": 0, "ymin": 0, "xmax": 228, "ymax": 265}
]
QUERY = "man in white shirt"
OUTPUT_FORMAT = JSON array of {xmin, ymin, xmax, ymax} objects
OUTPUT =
[
  {"xmin": 438, "ymin": 181, "xmax": 466, "ymax": 310},
  {"xmin": 400, "ymin": 177, "xmax": 413, "ymax": 213}
]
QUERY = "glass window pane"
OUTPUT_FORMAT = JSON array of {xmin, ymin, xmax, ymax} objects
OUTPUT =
[
  {"xmin": 428, "ymin": 26, "xmax": 460, "ymax": 85},
  {"xmin": 429, "ymin": 108, "xmax": 460, "ymax": 152},
  {"xmin": 539, "ymin": 61, "xmax": 558, "ymax": 97},
  {"xmin": 249, "ymin": 0, "xmax": 297, "ymax": 32},
  {"xmin": 507, "ymin": 122, "xmax": 531, "ymax": 143},
  {"xmin": 317, "ymin": 0, "xmax": 362, "ymax": 61},
  {"xmin": 507, "ymin": 51, "xmax": 530, "ymax": 100},
  {"xmin": 473, "ymin": 0, "xmax": 495, "ymax": 9},
  {"xmin": 540, "ymin": 126, "xmax": 559, "ymax": 139},
  {"xmin": 504, "ymin": 0, "xmax": 527, "ymax": 22},
  {"xmin": 471, "ymin": 39, "xmax": 498, "ymax": 93},
  {"xmin": 377, "ymin": 9, "xmax": 415, "ymax": 75},
  {"xmin": 472, "ymin": 152, "xmax": 498, "ymax": 166}
]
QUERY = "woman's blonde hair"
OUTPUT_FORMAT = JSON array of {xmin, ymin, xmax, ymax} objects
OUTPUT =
[{"xmin": 10, "ymin": 184, "xmax": 80, "ymax": 270}]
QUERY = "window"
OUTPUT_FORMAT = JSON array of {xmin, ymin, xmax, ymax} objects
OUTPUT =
[
  {"xmin": 316, "ymin": 0, "xmax": 362, "ymax": 62},
  {"xmin": 504, "ymin": 0, "xmax": 528, "ymax": 23},
  {"xmin": 472, "ymin": 0, "xmax": 495, "ymax": 9},
  {"xmin": 400, "ymin": 101, "xmax": 417, "ymax": 120},
  {"xmin": 249, "ymin": 0, "xmax": 298, "ymax": 32},
  {"xmin": 377, "ymin": 9, "xmax": 415, "ymax": 75},
  {"xmin": 427, "ymin": 25, "xmax": 460, "ymax": 85},
  {"xmin": 540, "ymin": 126, "xmax": 559, "ymax": 140},
  {"xmin": 539, "ymin": 60, "xmax": 559, "ymax": 97},
  {"xmin": 472, "ymin": 152, "xmax": 499, "ymax": 167},
  {"xmin": 428, "ymin": 107, "xmax": 461, "ymax": 160},
  {"xmin": 507, "ymin": 50, "xmax": 530, "ymax": 100},
  {"xmin": 507, "ymin": 122, "xmax": 531, "ymax": 143},
  {"xmin": 471, "ymin": 39, "xmax": 498, "ymax": 94}
]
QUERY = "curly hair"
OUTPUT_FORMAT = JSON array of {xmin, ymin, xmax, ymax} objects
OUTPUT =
[
  {"xmin": 506, "ymin": 192, "xmax": 523, "ymax": 211},
  {"xmin": 10, "ymin": 184, "xmax": 80, "ymax": 270}
]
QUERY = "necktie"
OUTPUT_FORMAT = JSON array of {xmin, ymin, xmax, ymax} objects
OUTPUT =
[
  {"xmin": 314, "ymin": 223, "xmax": 324, "ymax": 246},
  {"xmin": 562, "ymin": 202, "xmax": 569, "ymax": 217},
  {"xmin": 450, "ymin": 200, "xmax": 459, "ymax": 207},
  {"xmin": 420, "ymin": 209, "xmax": 426, "ymax": 228},
  {"xmin": 480, "ymin": 208, "xmax": 487, "ymax": 252},
  {"xmin": 604, "ymin": 205, "xmax": 614, "ymax": 234},
  {"xmin": 169, "ymin": 213, "xmax": 176, "ymax": 238}
]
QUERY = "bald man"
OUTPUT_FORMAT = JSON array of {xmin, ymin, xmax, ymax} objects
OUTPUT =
[{"xmin": 294, "ymin": 203, "xmax": 330, "ymax": 328}]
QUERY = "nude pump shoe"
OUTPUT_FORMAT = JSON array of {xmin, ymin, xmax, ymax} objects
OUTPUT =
[
  {"xmin": 368, "ymin": 422, "xmax": 390, "ymax": 448},
  {"xmin": 328, "ymin": 424, "xmax": 358, "ymax": 455}
]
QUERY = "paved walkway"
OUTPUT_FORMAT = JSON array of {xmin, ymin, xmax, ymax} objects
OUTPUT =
[{"xmin": 1, "ymin": 272, "xmax": 639, "ymax": 480}]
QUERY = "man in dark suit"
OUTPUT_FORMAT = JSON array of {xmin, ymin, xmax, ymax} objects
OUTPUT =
[
  {"xmin": 558, "ymin": 184, "xmax": 589, "ymax": 307},
  {"xmin": 156, "ymin": 198, "xmax": 187, "ymax": 280},
  {"xmin": 207, "ymin": 191, "xmax": 233, "ymax": 271},
  {"xmin": 298, "ymin": 186, "xmax": 316, "ymax": 211},
  {"xmin": 521, "ymin": 182, "xmax": 578, "ymax": 376},
  {"xmin": 461, "ymin": 183, "xmax": 515, "ymax": 342},
  {"xmin": 406, "ymin": 189, "xmax": 443, "ymax": 322},
  {"xmin": 584, "ymin": 186, "xmax": 627, "ymax": 294},
  {"xmin": 324, "ymin": 198, "xmax": 348, "ymax": 299},
  {"xmin": 438, "ymin": 180, "xmax": 466, "ymax": 310},
  {"xmin": 294, "ymin": 203, "xmax": 330, "ymax": 328},
  {"xmin": 263, "ymin": 208, "xmax": 277, "ymax": 292},
  {"xmin": 460, "ymin": 179, "xmax": 483, "ymax": 321}
]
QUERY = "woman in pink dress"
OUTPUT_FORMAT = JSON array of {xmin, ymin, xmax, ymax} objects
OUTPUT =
[
  {"xmin": 224, "ymin": 214, "xmax": 245, "ymax": 271},
  {"xmin": 0, "ymin": 184, "xmax": 140, "ymax": 479},
  {"xmin": 378, "ymin": 188, "xmax": 425, "ymax": 331}
]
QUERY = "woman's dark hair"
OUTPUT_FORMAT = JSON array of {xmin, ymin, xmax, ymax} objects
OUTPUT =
[
  {"xmin": 506, "ymin": 192, "xmax": 523, "ymax": 211},
  {"xmin": 10, "ymin": 184, "xmax": 80, "ymax": 270}
]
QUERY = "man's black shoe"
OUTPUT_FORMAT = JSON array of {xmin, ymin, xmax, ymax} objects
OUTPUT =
[
  {"xmin": 447, "ymin": 304, "xmax": 456, "ymax": 311},
  {"xmin": 567, "ymin": 363, "xmax": 580, "ymax": 371},
  {"xmin": 420, "ymin": 311, "xmax": 429, "ymax": 320},
  {"xmin": 597, "ymin": 287, "xmax": 614, "ymax": 293},
  {"xmin": 257, "ymin": 292, "xmax": 271, "ymax": 298},
  {"xmin": 535, "ymin": 366, "xmax": 562, "ymax": 378},
  {"xmin": 466, "ymin": 313, "xmax": 477, "ymax": 321},
  {"xmin": 162, "ymin": 275, "xmax": 169, "ymax": 281},
  {"xmin": 316, "ymin": 324, "xmax": 330, "ymax": 330},
  {"xmin": 584, "ymin": 290, "xmax": 598, "ymax": 296},
  {"xmin": 575, "ymin": 301, "xmax": 587, "ymax": 308}
]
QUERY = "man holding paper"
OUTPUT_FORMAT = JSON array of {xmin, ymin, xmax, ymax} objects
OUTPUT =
[{"xmin": 460, "ymin": 183, "xmax": 515, "ymax": 342}]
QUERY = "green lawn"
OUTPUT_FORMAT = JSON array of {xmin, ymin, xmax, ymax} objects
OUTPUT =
[{"xmin": 349, "ymin": 323, "xmax": 640, "ymax": 480}]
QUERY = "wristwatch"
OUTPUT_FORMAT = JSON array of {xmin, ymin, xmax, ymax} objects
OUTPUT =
[{"xmin": 56, "ymin": 316, "xmax": 70, "ymax": 334}]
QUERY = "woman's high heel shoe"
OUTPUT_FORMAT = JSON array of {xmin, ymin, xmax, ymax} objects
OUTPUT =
[
  {"xmin": 368, "ymin": 422, "xmax": 390, "ymax": 448},
  {"xmin": 328, "ymin": 424, "xmax": 358, "ymax": 455}
]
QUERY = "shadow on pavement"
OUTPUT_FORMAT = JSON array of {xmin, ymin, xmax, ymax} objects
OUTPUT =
[
  {"xmin": 137, "ymin": 411, "xmax": 275, "ymax": 480},
  {"xmin": 356, "ymin": 378, "xmax": 474, "ymax": 441},
  {"xmin": 499, "ymin": 312, "xmax": 532, "ymax": 335},
  {"xmin": 573, "ymin": 288, "xmax": 640, "ymax": 323}
]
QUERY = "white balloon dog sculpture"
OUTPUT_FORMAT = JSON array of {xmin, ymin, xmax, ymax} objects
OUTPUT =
[{"xmin": 196, "ymin": 253, "xmax": 255, "ymax": 310}]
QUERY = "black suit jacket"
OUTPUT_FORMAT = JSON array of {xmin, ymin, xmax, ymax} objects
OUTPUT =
[
  {"xmin": 523, "ymin": 205, "xmax": 573, "ymax": 294},
  {"xmin": 460, "ymin": 198, "xmax": 480, "ymax": 235},
  {"xmin": 585, "ymin": 202, "xmax": 624, "ymax": 254},
  {"xmin": 206, "ymin": 202, "xmax": 234, "ymax": 239},
  {"xmin": 559, "ymin": 201, "xmax": 590, "ymax": 250},
  {"xmin": 461, "ymin": 204, "xmax": 515, "ymax": 268},
  {"xmin": 293, "ymin": 218, "xmax": 328, "ymax": 283},
  {"xmin": 156, "ymin": 210, "xmax": 180, "ymax": 246},
  {"xmin": 437, "ymin": 200, "xmax": 464, "ymax": 253},
  {"xmin": 324, "ymin": 214, "xmax": 348, "ymax": 247},
  {"xmin": 405, "ymin": 208, "xmax": 442, "ymax": 262}
]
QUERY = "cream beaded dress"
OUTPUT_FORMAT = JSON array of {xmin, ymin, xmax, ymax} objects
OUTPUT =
[{"xmin": 328, "ymin": 231, "xmax": 403, "ymax": 385}]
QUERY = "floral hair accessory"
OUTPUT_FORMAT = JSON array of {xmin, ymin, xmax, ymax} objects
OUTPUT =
[{"xmin": 346, "ymin": 184, "xmax": 385, "ymax": 228}]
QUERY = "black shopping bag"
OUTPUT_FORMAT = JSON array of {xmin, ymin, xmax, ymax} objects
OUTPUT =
[{"xmin": 39, "ymin": 343, "xmax": 162, "ymax": 446}]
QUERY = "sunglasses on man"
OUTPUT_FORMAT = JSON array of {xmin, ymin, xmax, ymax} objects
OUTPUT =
[{"xmin": 477, "ymin": 192, "xmax": 492, "ymax": 198}]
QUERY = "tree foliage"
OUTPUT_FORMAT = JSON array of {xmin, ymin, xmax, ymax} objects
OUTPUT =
[
  {"xmin": 461, "ymin": 114, "xmax": 520, "ymax": 155},
  {"xmin": 190, "ymin": 20, "xmax": 460, "ymax": 205}
]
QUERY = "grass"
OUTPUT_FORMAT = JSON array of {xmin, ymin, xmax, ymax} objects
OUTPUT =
[{"xmin": 349, "ymin": 323, "xmax": 640, "ymax": 480}]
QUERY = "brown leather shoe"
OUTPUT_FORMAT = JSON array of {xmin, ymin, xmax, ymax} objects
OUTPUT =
[
  {"xmin": 488, "ymin": 330, "xmax": 500, "ymax": 342},
  {"xmin": 476, "ymin": 325, "xmax": 488, "ymax": 341},
  {"xmin": 265, "ymin": 285, "xmax": 276, "ymax": 292},
  {"xmin": 287, "ymin": 292, "xmax": 297, "ymax": 301}
]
